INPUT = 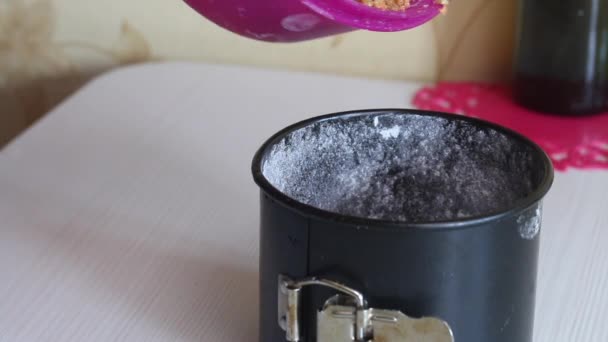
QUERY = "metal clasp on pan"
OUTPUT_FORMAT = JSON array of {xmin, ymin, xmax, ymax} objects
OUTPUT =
[{"xmin": 278, "ymin": 275, "xmax": 454, "ymax": 342}]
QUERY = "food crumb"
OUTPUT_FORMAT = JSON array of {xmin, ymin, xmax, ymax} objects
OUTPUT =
[
  {"xmin": 437, "ymin": 0, "xmax": 449, "ymax": 14},
  {"xmin": 358, "ymin": 0, "xmax": 448, "ymax": 12},
  {"xmin": 360, "ymin": 0, "xmax": 411, "ymax": 11}
]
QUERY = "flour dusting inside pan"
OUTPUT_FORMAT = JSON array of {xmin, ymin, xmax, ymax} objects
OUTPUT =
[{"xmin": 262, "ymin": 112, "xmax": 541, "ymax": 222}]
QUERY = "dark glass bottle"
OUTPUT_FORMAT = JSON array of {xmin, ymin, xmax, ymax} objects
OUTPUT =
[{"xmin": 514, "ymin": 0, "xmax": 608, "ymax": 115}]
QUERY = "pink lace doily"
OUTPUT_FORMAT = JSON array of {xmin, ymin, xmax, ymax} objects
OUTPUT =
[{"xmin": 413, "ymin": 83, "xmax": 608, "ymax": 171}]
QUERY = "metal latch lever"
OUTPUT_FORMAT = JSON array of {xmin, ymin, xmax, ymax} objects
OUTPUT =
[{"xmin": 278, "ymin": 274, "xmax": 454, "ymax": 342}]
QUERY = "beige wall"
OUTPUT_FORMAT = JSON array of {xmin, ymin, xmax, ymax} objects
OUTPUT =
[{"xmin": 0, "ymin": 0, "xmax": 516, "ymax": 146}]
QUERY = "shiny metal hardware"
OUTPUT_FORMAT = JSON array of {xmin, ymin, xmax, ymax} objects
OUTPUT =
[{"xmin": 278, "ymin": 275, "xmax": 454, "ymax": 342}]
